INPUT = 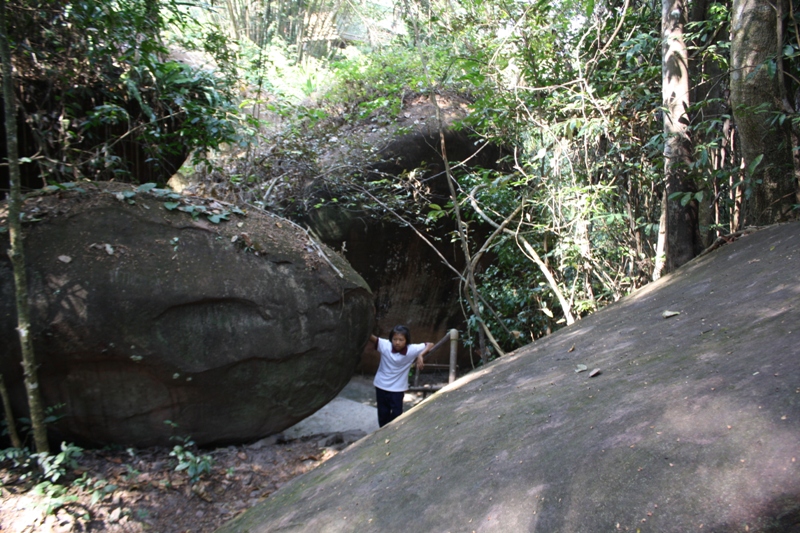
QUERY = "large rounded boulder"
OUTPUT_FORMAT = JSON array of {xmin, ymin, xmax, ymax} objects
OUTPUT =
[{"xmin": 0, "ymin": 183, "xmax": 374, "ymax": 447}]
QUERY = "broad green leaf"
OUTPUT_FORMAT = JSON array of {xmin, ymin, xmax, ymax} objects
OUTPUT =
[
  {"xmin": 164, "ymin": 202, "xmax": 180, "ymax": 210},
  {"xmin": 136, "ymin": 183, "xmax": 157, "ymax": 192},
  {"xmin": 586, "ymin": 0, "xmax": 595, "ymax": 19},
  {"xmin": 668, "ymin": 191, "xmax": 684, "ymax": 201},
  {"xmin": 746, "ymin": 154, "xmax": 764, "ymax": 176}
]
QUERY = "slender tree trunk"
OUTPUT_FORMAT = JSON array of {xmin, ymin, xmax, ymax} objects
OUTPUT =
[
  {"xmin": 225, "ymin": 0, "xmax": 241, "ymax": 40},
  {"xmin": 660, "ymin": 0, "xmax": 703, "ymax": 274},
  {"xmin": 517, "ymin": 236, "xmax": 576, "ymax": 325},
  {"xmin": 731, "ymin": 0, "xmax": 797, "ymax": 225},
  {"xmin": 690, "ymin": 0, "xmax": 730, "ymax": 245},
  {"xmin": 434, "ymin": 102, "xmax": 498, "ymax": 362},
  {"xmin": 405, "ymin": 8, "xmax": 502, "ymax": 362},
  {"xmin": 0, "ymin": 0, "xmax": 49, "ymax": 454},
  {"xmin": 653, "ymin": 189, "xmax": 668, "ymax": 280},
  {"xmin": 0, "ymin": 373, "xmax": 21, "ymax": 448}
]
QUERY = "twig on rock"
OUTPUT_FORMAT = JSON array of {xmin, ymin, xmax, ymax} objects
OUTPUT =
[{"xmin": 696, "ymin": 227, "xmax": 760, "ymax": 259}]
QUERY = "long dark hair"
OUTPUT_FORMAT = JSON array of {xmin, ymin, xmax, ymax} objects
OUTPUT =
[{"xmin": 390, "ymin": 325, "xmax": 411, "ymax": 344}]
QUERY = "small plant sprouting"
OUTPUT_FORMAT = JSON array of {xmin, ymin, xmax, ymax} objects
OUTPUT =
[
  {"xmin": 74, "ymin": 472, "xmax": 118, "ymax": 505},
  {"xmin": 32, "ymin": 481, "xmax": 79, "ymax": 516},
  {"xmin": 164, "ymin": 421, "xmax": 214, "ymax": 484},
  {"xmin": 32, "ymin": 441, "xmax": 83, "ymax": 484}
]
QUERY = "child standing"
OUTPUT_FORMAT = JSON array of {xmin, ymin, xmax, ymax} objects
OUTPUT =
[{"xmin": 371, "ymin": 325, "xmax": 433, "ymax": 427}]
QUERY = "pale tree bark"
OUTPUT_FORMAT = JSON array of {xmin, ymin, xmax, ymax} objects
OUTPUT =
[
  {"xmin": 731, "ymin": 0, "xmax": 798, "ymax": 225},
  {"xmin": 654, "ymin": 0, "xmax": 703, "ymax": 279},
  {"xmin": 0, "ymin": 0, "xmax": 49, "ymax": 454}
]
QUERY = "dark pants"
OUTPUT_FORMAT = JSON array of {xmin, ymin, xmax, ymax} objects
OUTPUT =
[{"xmin": 375, "ymin": 387, "xmax": 404, "ymax": 427}]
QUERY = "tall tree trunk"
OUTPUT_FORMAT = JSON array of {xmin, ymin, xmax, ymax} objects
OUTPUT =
[
  {"xmin": 731, "ymin": 0, "xmax": 798, "ymax": 225},
  {"xmin": 659, "ymin": 0, "xmax": 702, "ymax": 276},
  {"xmin": 0, "ymin": 0, "xmax": 49, "ymax": 454}
]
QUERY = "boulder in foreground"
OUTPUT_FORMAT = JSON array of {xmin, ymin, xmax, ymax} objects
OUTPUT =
[
  {"xmin": 0, "ymin": 183, "xmax": 374, "ymax": 447},
  {"xmin": 216, "ymin": 222, "xmax": 800, "ymax": 532}
]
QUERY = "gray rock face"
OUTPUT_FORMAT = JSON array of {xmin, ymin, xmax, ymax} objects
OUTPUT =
[
  {"xmin": 214, "ymin": 222, "xmax": 800, "ymax": 533},
  {"xmin": 0, "ymin": 184, "xmax": 374, "ymax": 447}
]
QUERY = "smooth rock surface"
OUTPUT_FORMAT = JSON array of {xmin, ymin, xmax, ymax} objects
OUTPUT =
[
  {"xmin": 0, "ymin": 183, "xmax": 374, "ymax": 447},
  {"xmin": 216, "ymin": 222, "xmax": 800, "ymax": 533},
  {"xmin": 281, "ymin": 398, "xmax": 379, "ymax": 440}
]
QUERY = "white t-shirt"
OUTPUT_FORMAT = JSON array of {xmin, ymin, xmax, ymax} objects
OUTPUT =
[{"xmin": 373, "ymin": 338, "xmax": 428, "ymax": 392}]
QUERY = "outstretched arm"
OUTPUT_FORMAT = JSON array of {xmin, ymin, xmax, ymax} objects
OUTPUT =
[{"xmin": 415, "ymin": 342, "xmax": 434, "ymax": 371}]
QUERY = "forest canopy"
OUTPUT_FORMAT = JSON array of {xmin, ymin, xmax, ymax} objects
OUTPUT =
[{"xmin": 3, "ymin": 0, "xmax": 799, "ymax": 357}]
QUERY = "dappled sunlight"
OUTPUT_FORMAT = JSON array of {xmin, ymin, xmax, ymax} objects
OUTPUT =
[
  {"xmin": 551, "ymin": 376, "xmax": 800, "ymax": 531},
  {"xmin": 46, "ymin": 273, "xmax": 89, "ymax": 322}
]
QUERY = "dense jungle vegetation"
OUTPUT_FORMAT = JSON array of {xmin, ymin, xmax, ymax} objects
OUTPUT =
[{"xmin": 3, "ymin": 0, "xmax": 799, "ymax": 359}]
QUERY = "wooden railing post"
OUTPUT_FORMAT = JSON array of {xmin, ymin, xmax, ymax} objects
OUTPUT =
[{"xmin": 410, "ymin": 329, "xmax": 459, "ymax": 393}]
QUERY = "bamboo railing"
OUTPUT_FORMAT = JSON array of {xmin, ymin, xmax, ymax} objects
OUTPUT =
[{"xmin": 408, "ymin": 329, "xmax": 458, "ymax": 393}]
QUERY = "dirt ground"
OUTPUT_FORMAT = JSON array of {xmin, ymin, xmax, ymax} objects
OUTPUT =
[
  {"xmin": 0, "ymin": 375, "xmax": 443, "ymax": 533},
  {"xmin": 0, "ymin": 433, "xmax": 346, "ymax": 533}
]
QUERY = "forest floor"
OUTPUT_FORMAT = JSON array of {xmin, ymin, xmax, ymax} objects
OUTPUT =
[
  {"xmin": 0, "ymin": 375, "xmax": 442, "ymax": 533},
  {"xmin": 0, "ymin": 432, "xmax": 347, "ymax": 533}
]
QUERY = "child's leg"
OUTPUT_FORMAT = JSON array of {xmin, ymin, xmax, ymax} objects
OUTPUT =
[
  {"xmin": 386, "ymin": 391, "xmax": 404, "ymax": 424},
  {"xmin": 375, "ymin": 387, "xmax": 392, "ymax": 427},
  {"xmin": 375, "ymin": 388, "xmax": 405, "ymax": 427}
]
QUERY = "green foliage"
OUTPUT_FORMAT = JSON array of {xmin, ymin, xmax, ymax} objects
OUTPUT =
[
  {"xmin": 31, "ymin": 481, "xmax": 79, "ymax": 515},
  {"xmin": 369, "ymin": 0, "xmax": 674, "ymax": 348},
  {"xmin": 191, "ymin": 0, "xmax": 756, "ymax": 351},
  {"xmin": 74, "ymin": 472, "xmax": 118, "ymax": 505},
  {"xmin": 0, "ymin": 441, "xmax": 103, "ymax": 515},
  {"xmin": 0, "ymin": 445, "xmax": 34, "ymax": 472},
  {"xmin": 165, "ymin": 421, "xmax": 213, "ymax": 484},
  {"xmin": 8, "ymin": 0, "xmax": 246, "ymax": 184},
  {"xmin": 23, "ymin": 470, "xmax": 112, "ymax": 517},
  {"xmin": 32, "ymin": 442, "xmax": 83, "ymax": 484},
  {"xmin": 27, "ymin": 0, "xmax": 773, "ymax": 353},
  {"xmin": 324, "ymin": 46, "xmax": 431, "ymax": 121},
  {"xmin": 169, "ymin": 437, "xmax": 214, "ymax": 484}
]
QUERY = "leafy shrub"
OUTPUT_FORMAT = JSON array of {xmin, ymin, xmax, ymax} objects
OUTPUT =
[{"xmin": 7, "ymin": 0, "xmax": 246, "ymax": 184}]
